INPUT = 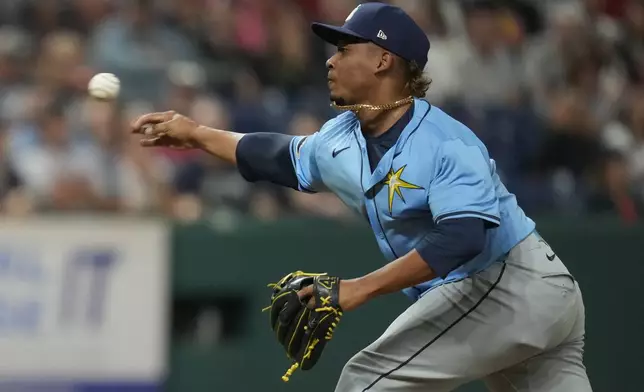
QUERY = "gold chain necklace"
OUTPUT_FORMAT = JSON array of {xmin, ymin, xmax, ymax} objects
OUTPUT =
[{"xmin": 331, "ymin": 96, "xmax": 414, "ymax": 112}]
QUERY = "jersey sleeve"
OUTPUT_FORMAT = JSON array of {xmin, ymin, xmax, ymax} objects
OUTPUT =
[
  {"xmin": 289, "ymin": 133, "xmax": 324, "ymax": 193},
  {"xmin": 428, "ymin": 140, "xmax": 500, "ymax": 226}
]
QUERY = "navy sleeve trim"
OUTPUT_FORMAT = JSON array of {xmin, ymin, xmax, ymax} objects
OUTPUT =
[
  {"xmin": 416, "ymin": 218, "xmax": 487, "ymax": 278},
  {"xmin": 298, "ymin": 184, "xmax": 317, "ymax": 194},
  {"xmin": 235, "ymin": 132, "xmax": 299, "ymax": 190},
  {"xmin": 295, "ymin": 137, "xmax": 307, "ymax": 156},
  {"xmin": 434, "ymin": 210, "xmax": 500, "ymax": 227}
]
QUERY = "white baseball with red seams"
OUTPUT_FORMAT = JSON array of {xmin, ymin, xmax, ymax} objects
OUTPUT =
[{"xmin": 87, "ymin": 73, "xmax": 120, "ymax": 100}]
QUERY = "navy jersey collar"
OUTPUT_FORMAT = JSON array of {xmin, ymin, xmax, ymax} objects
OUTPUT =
[
  {"xmin": 364, "ymin": 99, "xmax": 432, "ymax": 191},
  {"xmin": 365, "ymin": 103, "xmax": 414, "ymax": 148}
]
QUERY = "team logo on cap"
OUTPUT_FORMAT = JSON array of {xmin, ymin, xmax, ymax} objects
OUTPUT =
[{"xmin": 346, "ymin": 4, "xmax": 361, "ymax": 21}]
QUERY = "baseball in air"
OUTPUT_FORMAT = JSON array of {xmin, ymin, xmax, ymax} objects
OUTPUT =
[{"xmin": 87, "ymin": 73, "xmax": 120, "ymax": 100}]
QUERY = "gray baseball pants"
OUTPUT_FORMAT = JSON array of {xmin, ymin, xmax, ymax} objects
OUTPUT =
[{"xmin": 334, "ymin": 232, "xmax": 592, "ymax": 391}]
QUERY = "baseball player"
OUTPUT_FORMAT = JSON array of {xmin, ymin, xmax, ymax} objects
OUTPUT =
[{"xmin": 131, "ymin": 3, "xmax": 592, "ymax": 391}]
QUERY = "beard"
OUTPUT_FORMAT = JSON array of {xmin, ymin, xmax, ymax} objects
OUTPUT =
[{"xmin": 329, "ymin": 93, "xmax": 348, "ymax": 106}]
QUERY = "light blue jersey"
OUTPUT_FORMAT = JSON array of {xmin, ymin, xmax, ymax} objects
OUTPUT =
[{"xmin": 289, "ymin": 99, "xmax": 536, "ymax": 300}]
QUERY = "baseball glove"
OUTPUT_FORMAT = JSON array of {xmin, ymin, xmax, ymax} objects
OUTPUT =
[{"xmin": 263, "ymin": 271, "xmax": 344, "ymax": 382}]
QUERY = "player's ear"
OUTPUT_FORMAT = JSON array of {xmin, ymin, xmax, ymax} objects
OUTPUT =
[{"xmin": 375, "ymin": 50, "xmax": 394, "ymax": 74}]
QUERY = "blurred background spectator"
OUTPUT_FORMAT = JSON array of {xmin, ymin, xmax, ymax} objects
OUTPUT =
[{"xmin": 1, "ymin": 0, "xmax": 643, "ymax": 224}]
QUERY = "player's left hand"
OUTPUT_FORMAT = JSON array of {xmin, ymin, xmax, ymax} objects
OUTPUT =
[{"xmin": 297, "ymin": 279, "xmax": 369, "ymax": 312}]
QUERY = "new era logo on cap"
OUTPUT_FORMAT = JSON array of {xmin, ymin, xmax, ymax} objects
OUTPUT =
[{"xmin": 377, "ymin": 30, "xmax": 387, "ymax": 40}]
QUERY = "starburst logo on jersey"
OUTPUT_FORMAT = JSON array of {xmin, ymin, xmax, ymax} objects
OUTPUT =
[{"xmin": 384, "ymin": 165, "xmax": 423, "ymax": 214}]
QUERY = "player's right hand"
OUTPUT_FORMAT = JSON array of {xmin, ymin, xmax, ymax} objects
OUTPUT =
[{"xmin": 131, "ymin": 110, "xmax": 199, "ymax": 149}]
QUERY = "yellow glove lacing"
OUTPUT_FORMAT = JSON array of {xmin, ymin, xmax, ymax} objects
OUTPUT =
[{"xmin": 282, "ymin": 304, "xmax": 343, "ymax": 382}]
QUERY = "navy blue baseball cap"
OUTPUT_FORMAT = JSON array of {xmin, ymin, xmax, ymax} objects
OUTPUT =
[{"xmin": 311, "ymin": 2, "xmax": 430, "ymax": 69}]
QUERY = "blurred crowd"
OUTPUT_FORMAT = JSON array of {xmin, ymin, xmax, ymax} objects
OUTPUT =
[{"xmin": 0, "ymin": 0, "xmax": 643, "ymax": 224}]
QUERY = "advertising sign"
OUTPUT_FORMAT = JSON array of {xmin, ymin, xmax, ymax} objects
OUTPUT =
[{"xmin": 0, "ymin": 218, "xmax": 169, "ymax": 391}]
